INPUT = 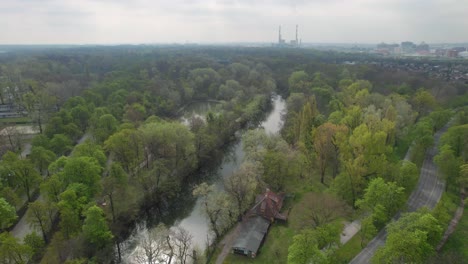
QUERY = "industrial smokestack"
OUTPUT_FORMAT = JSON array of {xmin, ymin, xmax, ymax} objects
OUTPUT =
[
  {"xmin": 278, "ymin": 25, "xmax": 282, "ymax": 44},
  {"xmin": 296, "ymin": 25, "xmax": 298, "ymax": 43}
]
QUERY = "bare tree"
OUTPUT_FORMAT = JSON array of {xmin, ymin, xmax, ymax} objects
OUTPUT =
[
  {"xmin": 193, "ymin": 183, "xmax": 235, "ymax": 241},
  {"xmin": 224, "ymin": 162, "xmax": 258, "ymax": 217},
  {"xmin": 294, "ymin": 193, "xmax": 350, "ymax": 228},
  {"xmin": 134, "ymin": 224, "xmax": 170, "ymax": 264},
  {"xmin": 172, "ymin": 226, "xmax": 193, "ymax": 264}
]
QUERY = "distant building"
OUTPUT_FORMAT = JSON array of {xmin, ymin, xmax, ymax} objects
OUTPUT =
[
  {"xmin": 401, "ymin": 41, "xmax": 416, "ymax": 53},
  {"xmin": 447, "ymin": 49, "xmax": 459, "ymax": 58},
  {"xmin": 232, "ymin": 189, "xmax": 287, "ymax": 258},
  {"xmin": 453, "ymin": 47, "xmax": 467, "ymax": 53},
  {"xmin": 276, "ymin": 25, "xmax": 300, "ymax": 47},
  {"xmin": 416, "ymin": 42, "xmax": 430, "ymax": 52},
  {"xmin": 459, "ymin": 51, "xmax": 468, "ymax": 58}
]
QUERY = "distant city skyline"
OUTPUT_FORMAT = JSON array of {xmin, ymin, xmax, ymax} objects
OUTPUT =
[{"xmin": 1, "ymin": 0, "xmax": 467, "ymax": 45}]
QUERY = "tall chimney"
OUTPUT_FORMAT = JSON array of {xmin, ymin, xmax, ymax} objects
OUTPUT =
[
  {"xmin": 278, "ymin": 25, "xmax": 282, "ymax": 44},
  {"xmin": 296, "ymin": 25, "xmax": 298, "ymax": 44}
]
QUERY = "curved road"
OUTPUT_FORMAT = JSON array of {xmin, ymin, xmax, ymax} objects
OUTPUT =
[{"xmin": 349, "ymin": 126, "xmax": 448, "ymax": 264}]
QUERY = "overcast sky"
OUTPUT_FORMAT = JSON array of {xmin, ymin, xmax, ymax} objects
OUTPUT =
[{"xmin": 1, "ymin": 0, "xmax": 467, "ymax": 44}]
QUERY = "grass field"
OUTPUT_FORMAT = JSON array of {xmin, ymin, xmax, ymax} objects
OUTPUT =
[
  {"xmin": 0, "ymin": 117, "xmax": 32, "ymax": 124},
  {"xmin": 332, "ymin": 230, "xmax": 365, "ymax": 264}
]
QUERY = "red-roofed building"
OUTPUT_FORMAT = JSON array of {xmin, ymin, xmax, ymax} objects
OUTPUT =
[
  {"xmin": 248, "ymin": 189, "xmax": 287, "ymax": 222},
  {"xmin": 232, "ymin": 189, "xmax": 288, "ymax": 258}
]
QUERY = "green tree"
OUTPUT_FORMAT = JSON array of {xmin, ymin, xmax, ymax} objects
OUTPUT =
[
  {"xmin": 31, "ymin": 134, "xmax": 50, "ymax": 149},
  {"xmin": 412, "ymin": 89, "xmax": 437, "ymax": 118},
  {"xmin": 356, "ymin": 178, "xmax": 405, "ymax": 228},
  {"xmin": 70, "ymin": 105, "xmax": 90, "ymax": 133},
  {"xmin": 360, "ymin": 216, "xmax": 377, "ymax": 248},
  {"xmin": 72, "ymin": 140, "xmax": 107, "ymax": 167},
  {"xmin": 92, "ymin": 113, "xmax": 118, "ymax": 143},
  {"xmin": 188, "ymin": 68, "xmax": 221, "ymax": 98},
  {"xmin": 395, "ymin": 161, "xmax": 419, "ymax": 194},
  {"xmin": 101, "ymin": 162, "xmax": 128, "ymax": 222},
  {"xmin": 21, "ymin": 89, "xmax": 56, "ymax": 134},
  {"xmin": 4, "ymin": 154, "xmax": 41, "ymax": 202},
  {"xmin": 287, "ymin": 229, "xmax": 328, "ymax": 264},
  {"xmin": 372, "ymin": 210, "xmax": 443, "ymax": 264},
  {"xmin": 0, "ymin": 232, "xmax": 33, "ymax": 264},
  {"xmin": 459, "ymin": 163, "xmax": 468, "ymax": 192},
  {"xmin": 434, "ymin": 144, "xmax": 462, "ymax": 190},
  {"xmin": 313, "ymin": 122, "xmax": 348, "ymax": 183},
  {"xmin": 440, "ymin": 124, "xmax": 468, "ymax": 160},
  {"xmin": 61, "ymin": 157, "xmax": 102, "ymax": 197},
  {"xmin": 27, "ymin": 201, "xmax": 53, "ymax": 243},
  {"xmin": 140, "ymin": 121, "xmax": 196, "ymax": 172},
  {"xmin": 29, "ymin": 146, "xmax": 56, "ymax": 175},
  {"xmin": 50, "ymin": 134, "xmax": 73, "ymax": 156},
  {"xmin": 57, "ymin": 186, "xmax": 89, "ymax": 238},
  {"xmin": 41, "ymin": 174, "xmax": 64, "ymax": 203},
  {"xmin": 104, "ymin": 128, "xmax": 143, "ymax": 173},
  {"xmin": 288, "ymin": 71, "xmax": 310, "ymax": 94},
  {"xmin": 23, "ymin": 232, "xmax": 45, "ymax": 257},
  {"xmin": 82, "ymin": 205, "xmax": 113, "ymax": 249},
  {"xmin": 263, "ymin": 150, "xmax": 290, "ymax": 191},
  {"xmin": 0, "ymin": 197, "xmax": 17, "ymax": 229}
]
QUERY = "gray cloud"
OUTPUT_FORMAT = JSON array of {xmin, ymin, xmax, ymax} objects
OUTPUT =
[{"xmin": 0, "ymin": 0, "xmax": 466, "ymax": 44}]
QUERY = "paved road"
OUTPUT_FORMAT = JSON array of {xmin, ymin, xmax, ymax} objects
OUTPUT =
[{"xmin": 349, "ymin": 126, "xmax": 447, "ymax": 264}]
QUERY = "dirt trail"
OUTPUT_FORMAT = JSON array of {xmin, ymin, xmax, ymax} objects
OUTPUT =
[{"xmin": 215, "ymin": 223, "xmax": 243, "ymax": 264}]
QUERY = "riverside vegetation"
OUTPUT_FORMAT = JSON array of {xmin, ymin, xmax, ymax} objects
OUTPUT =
[{"xmin": 0, "ymin": 46, "xmax": 466, "ymax": 264}]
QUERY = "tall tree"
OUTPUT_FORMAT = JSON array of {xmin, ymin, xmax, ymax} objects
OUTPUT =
[
  {"xmin": 101, "ymin": 163, "xmax": 128, "ymax": 222},
  {"xmin": 61, "ymin": 156, "xmax": 102, "ymax": 197},
  {"xmin": 29, "ymin": 146, "xmax": 56, "ymax": 175},
  {"xmin": 193, "ymin": 183, "xmax": 234, "ymax": 240},
  {"xmin": 373, "ymin": 210, "xmax": 443, "ymax": 263},
  {"xmin": 356, "ymin": 177, "xmax": 405, "ymax": 228},
  {"xmin": 0, "ymin": 232, "xmax": 33, "ymax": 264},
  {"xmin": 412, "ymin": 89, "xmax": 437, "ymax": 118},
  {"xmin": 0, "ymin": 197, "xmax": 17, "ymax": 229},
  {"xmin": 104, "ymin": 128, "xmax": 143, "ymax": 173},
  {"xmin": 6, "ymin": 155, "xmax": 41, "ymax": 202},
  {"xmin": 287, "ymin": 229, "xmax": 328, "ymax": 264},
  {"xmin": 27, "ymin": 200, "xmax": 54, "ymax": 243},
  {"xmin": 224, "ymin": 162, "xmax": 258, "ymax": 217},
  {"xmin": 82, "ymin": 205, "xmax": 113, "ymax": 250},
  {"xmin": 434, "ymin": 144, "xmax": 462, "ymax": 190},
  {"xmin": 313, "ymin": 122, "xmax": 348, "ymax": 183}
]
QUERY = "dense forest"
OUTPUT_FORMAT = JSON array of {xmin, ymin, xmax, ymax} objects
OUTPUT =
[{"xmin": 0, "ymin": 46, "xmax": 467, "ymax": 264}]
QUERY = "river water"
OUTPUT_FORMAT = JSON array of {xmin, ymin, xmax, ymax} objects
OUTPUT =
[{"xmin": 123, "ymin": 95, "xmax": 285, "ymax": 263}]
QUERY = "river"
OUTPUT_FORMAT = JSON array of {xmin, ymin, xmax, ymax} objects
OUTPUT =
[{"xmin": 122, "ymin": 95, "xmax": 285, "ymax": 263}]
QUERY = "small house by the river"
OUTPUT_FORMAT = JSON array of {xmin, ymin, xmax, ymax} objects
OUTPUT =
[{"xmin": 232, "ymin": 189, "xmax": 287, "ymax": 258}]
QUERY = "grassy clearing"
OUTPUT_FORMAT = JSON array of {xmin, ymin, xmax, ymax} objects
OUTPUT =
[
  {"xmin": 0, "ymin": 117, "xmax": 32, "ymax": 124},
  {"xmin": 332, "ymin": 230, "xmax": 364, "ymax": 264}
]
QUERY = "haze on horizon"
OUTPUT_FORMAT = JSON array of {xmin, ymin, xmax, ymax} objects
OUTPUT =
[{"xmin": 1, "ymin": 0, "xmax": 467, "ymax": 45}]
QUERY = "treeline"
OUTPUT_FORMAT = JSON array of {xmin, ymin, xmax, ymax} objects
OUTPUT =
[
  {"xmin": 0, "ymin": 46, "xmax": 467, "ymax": 263},
  {"xmin": 239, "ymin": 66, "xmax": 464, "ymax": 263},
  {"xmin": 192, "ymin": 62, "xmax": 465, "ymax": 263},
  {"xmin": 0, "ymin": 47, "xmax": 276, "ymax": 263}
]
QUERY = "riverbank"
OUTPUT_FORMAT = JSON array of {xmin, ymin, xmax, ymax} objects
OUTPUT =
[{"xmin": 119, "ymin": 95, "xmax": 278, "ymax": 262}]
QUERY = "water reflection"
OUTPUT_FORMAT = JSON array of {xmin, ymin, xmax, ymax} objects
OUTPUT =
[{"xmin": 123, "ymin": 95, "xmax": 285, "ymax": 263}]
